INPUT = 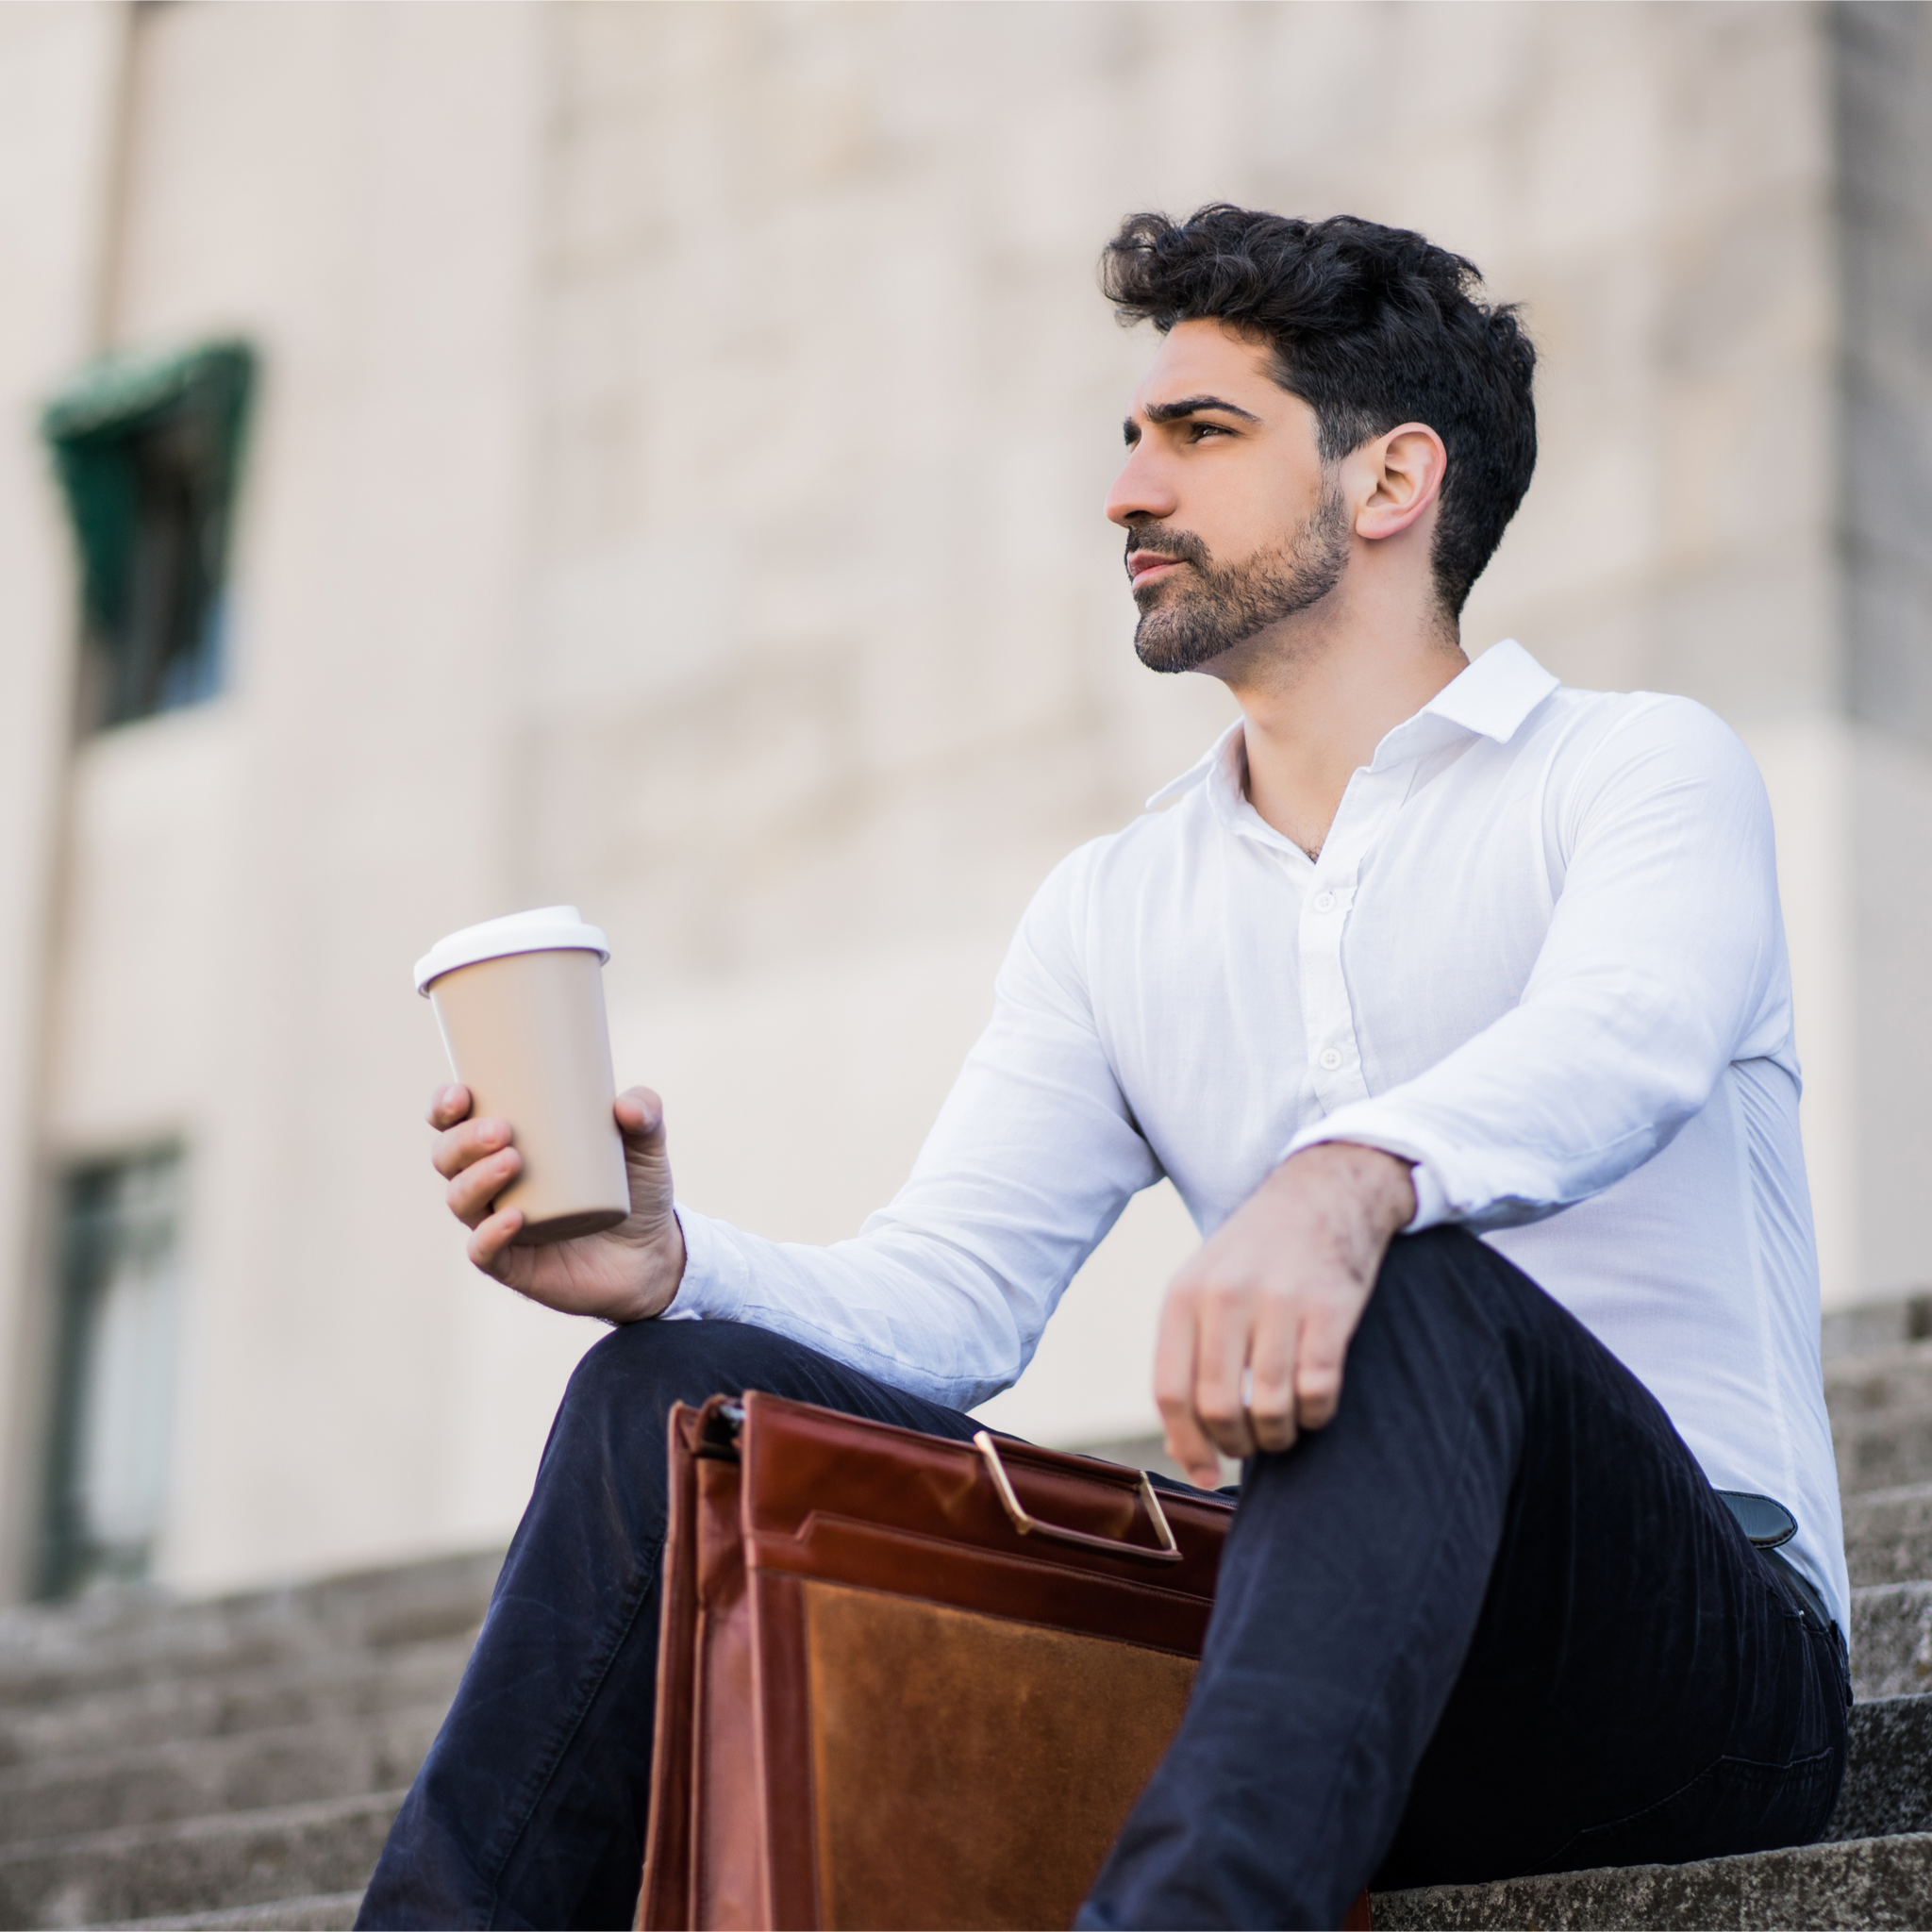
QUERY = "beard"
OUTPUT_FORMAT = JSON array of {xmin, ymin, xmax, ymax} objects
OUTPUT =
[{"xmin": 1129, "ymin": 489, "xmax": 1353, "ymax": 675}]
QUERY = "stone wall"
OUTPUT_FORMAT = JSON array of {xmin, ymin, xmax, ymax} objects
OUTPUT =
[
  {"xmin": 0, "ymin": 1, "xmax": 1924, "ymax": 1598},
  {"xmin": 0, "ymin": 3, "xmax": 131, "ymax": 1603},
  {"xmin": 1831, "ymin": 3, "xmax": 1932, "ymax": 1298},
  {"xmin": 1838, "ymin": 0, "xmax": 1932, "ymax": 746}
]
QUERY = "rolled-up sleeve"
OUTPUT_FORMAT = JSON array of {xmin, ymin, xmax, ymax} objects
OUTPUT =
[
  {"xmin": 1283, "ymin": 698, "xmax": 1793, "ymax": 1231},
  {"xmin": 661, "ymin": 843, "xmax": 1162, "ymax": 1407}
]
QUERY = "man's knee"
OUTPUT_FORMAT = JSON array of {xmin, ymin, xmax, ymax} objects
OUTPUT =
[
  {"xmin": 1350, "ymin": 1225, "xmax": 1576, "ymax": 1413},
  {"xmin": 1365, "ymin": 1225, "xmax": 1645, "ymax": 1448},
  {"xmin": 1373, "ymin": 1225, "xmax": 1548, "ymax": 1331},
  {"xmin": 561, "ymin": 1315, "xmax": 776, "ymax": 1431}
]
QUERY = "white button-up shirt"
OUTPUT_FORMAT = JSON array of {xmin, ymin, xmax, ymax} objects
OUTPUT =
[{"xmin": 672, "ymin": 641, "xmax": 1848, "ymax": 1626}]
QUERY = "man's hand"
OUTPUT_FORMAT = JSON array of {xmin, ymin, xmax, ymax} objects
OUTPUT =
[
  {"xmin": 1155, "ymin": 1142, "xmax": 1417, "ymax": 1486},
  {"xmin": 428, "ymin": 1083, "xmax": 687, "ymax": 1324}
]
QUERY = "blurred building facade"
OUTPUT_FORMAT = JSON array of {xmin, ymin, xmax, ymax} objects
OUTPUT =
[{"xmin": 0, "ymin": 0, "xmax": 1928, "ymax": 1603}]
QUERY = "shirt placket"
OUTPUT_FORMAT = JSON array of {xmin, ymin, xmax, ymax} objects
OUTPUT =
[{"xmin": 1299, "ymin": 763, "xmax": 1409, "ymax": 1115}]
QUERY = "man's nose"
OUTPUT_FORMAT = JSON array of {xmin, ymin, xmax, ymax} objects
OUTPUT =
[{"xmin": 1106, "ymin": 443, "xmax": 1178, "ymax": 530}]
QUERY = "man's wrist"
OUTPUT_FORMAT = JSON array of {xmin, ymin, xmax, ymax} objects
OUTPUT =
[
  {"xmin": 646, "ymin": 1216, "xmax": 689, "ymax": 1315},
  {"xmin": 609, "ymin": 1216, "xmax": 688, "ymax": 1324},
  {"xmin": 1281, "ymin": 1141, "xmax": 1418, "ymax": 1238}
]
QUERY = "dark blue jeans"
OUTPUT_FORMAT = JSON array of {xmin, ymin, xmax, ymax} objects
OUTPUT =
[{"xmin": 358, "ymin": 1229, "xmax": 1850, "ymax": 1930}]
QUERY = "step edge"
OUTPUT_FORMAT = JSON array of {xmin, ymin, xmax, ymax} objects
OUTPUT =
[
  {"xmin": 0, "ymin": 1788, "xmax": 408, "ymax": 1867},
  {"xmin": 0, "ymin": 1635, "xmax": 477, "ymax": 1724},
  {"xmin": 1849, "ymin": 1578, "xmax": 1932, "ymax": 1605},
  {"xmin": 1824, "ymin": 1336, "xmax": 1932, "ymax": 1379},
  {"xmin": 90, "ymin": 1889, "xmax": 367, "ymax": 1931},
  {"xmin": 1841, "ymin": 1478, "xmax": 1932, "ymax": 1511},
  {"xmin": 1370, "ymin": 1825, "xmax": 1932, "ymax": 1911},
  {"xmin": 0, "ymin": 1704, "xmax": 450, "ymax": 1796},
  {"xmin": 0, "ymin": 1627, "xmax": 484, "ymax": 1712}
]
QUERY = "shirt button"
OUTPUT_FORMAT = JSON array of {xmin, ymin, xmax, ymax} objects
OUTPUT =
[
  {"xmin": 1319, "ymin": 1047, "xmax": 1343, "ymax": 1072},
  {"xmin": 1313, "ymin": 891, "xmax": 1336, "ymax": 913}
]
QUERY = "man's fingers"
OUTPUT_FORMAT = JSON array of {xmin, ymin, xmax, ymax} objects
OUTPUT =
[
  {"xmin": 614, "ymin": 1085, "xmax": 666, "ymax": 1140},
  {"xmin": 431, "ymin": 1116, "xmax": 513, "ymax": 1182},
  {"xmin": 1294, "ymin": 1304, "xmax": 1352, "ymax": 1431},
  {"xmin": 427, "ymin": 1083, "xmax": 473, "ymax": 1130},
  {"xmin": 1245, "ymin": 1294, "xmax": 1300, "ymax": 1454},
  {"xmin": 1191, "ymin": 1282, "xmax": 1258, "ymax": 1462},
  {"xmin": 1154, "ymin": 1291, "xmax": 1222, "ymax": 1488},
  {"xmin": 467, "ymin": 1206, "xmax": 525, "ymax": 1276},
  {"xmin": 1159, "ymin": 1404, "xmax": 1222, "ymax": 1491},
  {"xmin": 447, "ymin": 1146, "xmax": 521, "ymax": 1227}
]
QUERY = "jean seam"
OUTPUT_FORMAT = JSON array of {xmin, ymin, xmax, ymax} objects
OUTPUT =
[{"xmin": 475, "ymin": 1540, "xmax": 664, "ymax": 1919}]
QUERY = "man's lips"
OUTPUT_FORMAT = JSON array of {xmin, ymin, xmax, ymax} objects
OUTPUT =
[{"xmin": 1127, "ymin": 552, "xmax": 1185, "ymax": 587}]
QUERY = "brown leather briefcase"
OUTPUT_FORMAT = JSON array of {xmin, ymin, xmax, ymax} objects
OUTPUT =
[{"xmin": 636, "ymin": 1390, "xmax": 1370, "ymax": 1931}]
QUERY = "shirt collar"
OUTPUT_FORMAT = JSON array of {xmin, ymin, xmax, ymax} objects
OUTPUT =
[
  {"xmin": 1143, "ymin": 640, "xmax": 1559, "ymax": 811},
  {"xmin": 1395, "ymin": 637, "xmax": 1558, "ymax": 752}
]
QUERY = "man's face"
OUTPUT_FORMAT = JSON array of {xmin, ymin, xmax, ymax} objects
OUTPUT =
[{"xmin": 1107, "ymin": 318, "xmax": 1351, "ymax": 675}]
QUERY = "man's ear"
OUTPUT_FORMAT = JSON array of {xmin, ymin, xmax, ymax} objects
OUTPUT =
[{"xmin": 1353, "ymin": 424, "xmax": 1447, "ymax": 542}]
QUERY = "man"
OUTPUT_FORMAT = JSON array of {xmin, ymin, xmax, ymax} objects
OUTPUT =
[{"xmin": 360, "ymin": 208, "xmax": 1849, "ymax": 1930}]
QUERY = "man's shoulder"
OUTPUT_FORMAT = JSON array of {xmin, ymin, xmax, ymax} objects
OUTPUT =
[
  {"xmin": 1029, "ymin": 808, "xmax": 1185, "ymax": 907},
  {"xmin": 1516, "ymin": 684, "xmax": 1774, "ymax": 865},
  {"xmin": 1524, "ymin": 682, "xmax": 1758, "ymax": 784},
  {"xmin": 1530, "ymin": 678, "xmax": 1721, "ymax": 736},
  {"xmin": 1015, "ymin": 787, "xmax": 1216, "ymax": 948}
]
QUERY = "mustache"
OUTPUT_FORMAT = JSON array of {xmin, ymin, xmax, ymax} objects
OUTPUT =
[{"xmin": 1125, "ymin": 525, "xmax": 1211, "ymax": 572}]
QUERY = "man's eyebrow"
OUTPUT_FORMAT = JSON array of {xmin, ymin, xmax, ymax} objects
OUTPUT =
[{"xmin": 1142, "ymin": 393, "xmax": 1263, "ymax": 426}]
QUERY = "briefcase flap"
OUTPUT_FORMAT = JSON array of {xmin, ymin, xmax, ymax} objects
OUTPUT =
[{"xmin": 738, "ymin": 1391, "xmax": 1230, "ymax": 1645}]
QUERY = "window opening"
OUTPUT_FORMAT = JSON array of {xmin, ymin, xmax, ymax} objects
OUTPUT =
[
  {"xmin": 42, "ymin": 341, "xmax": 255, "ymax": 733},
  {"xmin": 41, "ymin": 1146, "xmax": 186, "ymax": 1597}
]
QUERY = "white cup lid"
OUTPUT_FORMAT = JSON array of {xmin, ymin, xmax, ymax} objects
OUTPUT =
[{"xmin": 414, "ymin": 905, "xmax": 610, "ymax": 994}]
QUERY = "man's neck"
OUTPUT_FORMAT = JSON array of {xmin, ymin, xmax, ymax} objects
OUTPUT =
[{"xmin": 1224, "ymin": 600, "xmax": 1468, "ymax": 859}]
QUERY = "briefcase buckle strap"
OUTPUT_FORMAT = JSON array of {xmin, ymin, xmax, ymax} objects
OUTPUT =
[{"xmin": 972, "ymin": 1430, "xmax": 1184, "ymax": 1565}]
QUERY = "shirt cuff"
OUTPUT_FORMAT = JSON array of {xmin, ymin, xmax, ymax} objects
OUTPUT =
[
  {"xmin": 1279, "ymin": 1127, "xmax": 1453, "ymax": 1234},
  {"xmin": 1402, "ymin": 1160, "xmax": 1452, "ymax": 1232},
  {"xmin": 658, "ymin": 1205, "xmax": 751, "ymax": 1324}
]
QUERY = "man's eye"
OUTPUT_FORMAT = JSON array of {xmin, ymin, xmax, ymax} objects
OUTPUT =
[{"xmin": 1188, "ymin": 423, "xmax": 1230, "ymax": 441}]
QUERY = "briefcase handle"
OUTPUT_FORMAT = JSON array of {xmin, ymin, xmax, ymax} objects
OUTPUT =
[{"xmin": 973, "ymin": 1431, "xmax": 1184, "ymax": 1565}]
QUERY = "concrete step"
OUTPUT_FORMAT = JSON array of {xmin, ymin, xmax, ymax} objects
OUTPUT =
[
  {"xmin": 1825, "ymin": 1333, "xmax": 1932, "ymax": 1501},
  {"xmin": 0, "ymin": 1553, "xmax": 498, "ymax": 1713},
  {"xmin": 1825, "ymin": 1339, "xmax": 1932, "ymax": 1421},
  {"xmin": 0, "ymin": 1704, "xmax": 443, "ymax": 1845},
  {"xmin": 1823, "ymin": 1295, "xmax": 1932, "ymax": 1364},
  {"xmin": 0, "ymin": 1638, "xmax": 470, "ymax": 1770},
  {"xmin": 1853, "ymin": 1582, "xmax": 1932, "ymax": 1701},
  {"xmin": 0, "ymin": 1791, "xmax": 400, "ymax": 1929},
  {"xmin": 104, "ymin": 1891, "xmax": 363, "ymax": 1929},
  {"xmin": 1827, "ymin": 1696, "xmax": 1932, "ymax": 1843},
  {"xmin": 1836, "ymin": 1400, "xmax": 1932, "ymax": 1498},
  {"xmin": 1373, "ymin": 1827, "xmax": 1932, "ymax": 1928},
  {"xmin": 1844, "ymin": 1482, "xmax": 1932, "ymax": 1589}
]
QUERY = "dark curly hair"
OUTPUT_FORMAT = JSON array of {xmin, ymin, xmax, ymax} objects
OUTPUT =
[{"xmin": 1101, "ymin": 207, "xmax": 1537, "ymax": 618}]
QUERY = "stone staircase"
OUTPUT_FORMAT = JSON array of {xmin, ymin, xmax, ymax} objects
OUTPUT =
[
  {"xmin": 0, "ymin": 1300, "xmax": 1928, "ymax": 1929},
  {"xmin": 0, "ymin": 1553, "xmax": 497, "ymax": 1928}
]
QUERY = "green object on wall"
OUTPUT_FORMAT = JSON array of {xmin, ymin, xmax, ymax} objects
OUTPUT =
[{"xmin": 41, "ymin": 339, "xmax": 255, "ymax": 731}]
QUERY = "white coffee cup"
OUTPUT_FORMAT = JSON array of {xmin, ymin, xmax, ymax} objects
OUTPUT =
[{"xmin": 414, "ymin": 907, "xmax": 631, "ymax": 1245}]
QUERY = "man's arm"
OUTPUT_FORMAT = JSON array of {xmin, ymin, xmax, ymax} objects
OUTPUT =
[
  {"xmin": 662, "ymin": 844, "xmax": 1162, "ymax": 1405},
  {"xmin": 430, "ymin": 841, "xmax": 1161, "ymax": 1410},
  {"xmin": 1156, "ymin": 697, "xmax": 1787, "ymax": 1484},
  {"xmin": 1283, "ymin": 696, "xmax": 1790, "ymax": 1225}
]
